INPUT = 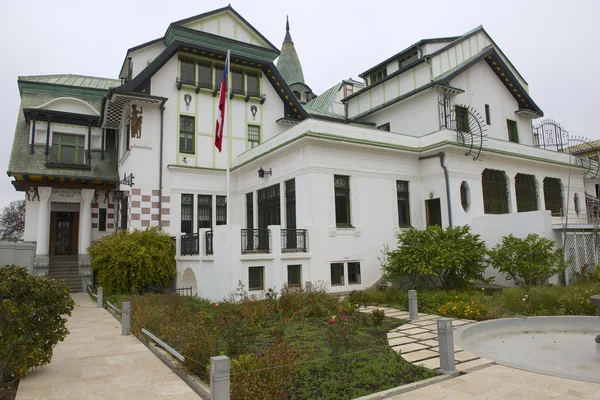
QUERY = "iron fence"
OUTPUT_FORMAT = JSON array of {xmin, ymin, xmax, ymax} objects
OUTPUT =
[
  {"xmin": 241, "ymin": 229, "xmax": 270, "ymax": 254},
  {"xmin": 206, "ymin": 230, "xmax": 214, "ymax": 255},
  {"xmin": 147, "ymin": 285, "xmax": 193, "ymax": 297},
  {"xmin": 181, "ymin": 233, "xmax": 199, "ymax": 255},
  {"xmin": 281, "ymin": 229, "xmax": 308, "ymax": 253}
]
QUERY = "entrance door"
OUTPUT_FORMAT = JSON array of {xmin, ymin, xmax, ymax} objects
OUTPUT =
[
  {"xmin": 50, "ymin": 211, "xmax": 79, "ymax": 256},
  {"xmin": 425, "ymin": 199, "xmax": 442, "ymax": 227}
]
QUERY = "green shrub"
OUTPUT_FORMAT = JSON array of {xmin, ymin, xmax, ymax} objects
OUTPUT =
[
  {"xmin": 383, "ymin": 225, "xmax": 489, "ymax": 290},
  {"xmin": 488, "ymin": 234, "xmax": 564, "ymax": 287},
  {"xmin": 88, "ymin": 227, "xmax": 176, "ymax": 294},
  {"xmin": 370, "ymin": 309, "xmax": 385, "ymax": 327},
  {"xmin": 0, "ymin": 265, "xmax": 75, "ymax": 383}
]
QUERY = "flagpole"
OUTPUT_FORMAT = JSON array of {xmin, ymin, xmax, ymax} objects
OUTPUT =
[{"xmin": 225, "ymin": 50, "xmax": 231, "ymax": 225}]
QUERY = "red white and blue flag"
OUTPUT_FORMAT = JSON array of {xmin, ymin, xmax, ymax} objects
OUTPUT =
[{"xmin": 215, "ymin": 51, "xmax": 230, "ymax": 152}]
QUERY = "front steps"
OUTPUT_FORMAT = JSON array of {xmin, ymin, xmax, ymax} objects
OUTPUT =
[{"xmin": 48, "ymin": 255, "xmax": 82, "ymax": 292}]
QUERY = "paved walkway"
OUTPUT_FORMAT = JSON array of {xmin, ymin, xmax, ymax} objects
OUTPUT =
[
  {"xmin": 361, "ymin": 306, "xmax": 494, "ymax": 371},
  {"xmin": 16, "ymin": 293, "xmax": 200, "ymax": 400}
]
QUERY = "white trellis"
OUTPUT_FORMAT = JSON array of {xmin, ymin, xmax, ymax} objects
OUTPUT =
[{"xmin": 563, "ymin": 231, "xmax": 599, "ymax": 284}]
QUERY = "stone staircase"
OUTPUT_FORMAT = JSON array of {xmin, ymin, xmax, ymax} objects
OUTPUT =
[{"xmin": 48, "ymin": 255, "xmax": 82, "ymax": 292}]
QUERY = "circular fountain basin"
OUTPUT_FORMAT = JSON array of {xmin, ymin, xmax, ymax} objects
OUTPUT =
[{"xmin": 453, "ymin": 316, "xmax": 600, "ymax": 383}]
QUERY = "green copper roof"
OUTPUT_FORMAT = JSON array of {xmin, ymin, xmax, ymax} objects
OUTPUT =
[
  {"xmin": 306, "ymin": 82, "xmax": 341, "ymax": 112},
  {"xmin": 303, "ymin": 105, "xmax": 345, "ymax": 119},
  {"xmin": 276, "ymin": 17, "xmax": 305, "ymax": 85},
  {"xmin": 19, "ymin": 74, "xmax": 121, "ymax": 90}
]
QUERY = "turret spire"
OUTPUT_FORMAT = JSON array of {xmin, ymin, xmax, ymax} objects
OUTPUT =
[
  {"xmin": 284, "ymin": 15, "xmax": 293, "ymax": 44},
  {"xmin": 277, "ymin": 15, "xmax": 305, "ymax": 84}
]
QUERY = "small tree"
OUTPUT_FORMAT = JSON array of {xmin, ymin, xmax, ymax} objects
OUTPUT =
[
  {"xmin": 0, "ymin": 200, "xmax": 25, "ymax": 242},
  {"xmin": 383, "ymin": 225, "xmax": 489, "ymax": 290},
  {"xmin": 0, "ymin": 265, "xmax": 75, "ymax": 383},
  {"xmin": 488, "ymin": 234, "xmax": 565, "ymax": 287},
  {"xmin": 88, "ymin": 227, "xmax": 176, "ymax": 294}
]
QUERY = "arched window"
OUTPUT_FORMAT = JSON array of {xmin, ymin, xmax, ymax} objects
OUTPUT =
[
  {"xmin": 293, "ymin": 90, "xmax": 301, "ymax": 100},
  {"xmin": 543, "ymin": 177, "xmax": 563, "ymax": 216},
  {"xmin": 482, "ymin": 169, "xmax": 509, "ymax": 214},
  {"xmin": 515, "ymin": 174, "xmax": 538, "ymax": 212},
  {"xmin": 460, "ymin": 181, "xmax": 470, "ymax": 212}
]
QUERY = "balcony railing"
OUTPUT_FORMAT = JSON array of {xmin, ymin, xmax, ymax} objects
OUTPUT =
[
  {"xmin": 206, "ymin": 230, "xmax": 213, "ymax": 255},
  {"xmin": 181, "ymin": 233, "xmax": 199, "ymax": 256},
  {"xmin": 241, "ymin": 229, "xmax": 270, "ymax": 254},
  {"xmin": 281, "ymin": 229, "xmax": 308, "ymax": 253}
]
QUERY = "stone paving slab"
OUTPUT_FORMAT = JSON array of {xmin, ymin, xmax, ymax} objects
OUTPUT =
[
  {"xmin": 388, "ymin": 336, "xmax": 418, "ymax": 346},
  {"xmin": 16, "ymin": 293, "xmax": 201, "ymax": 400}
]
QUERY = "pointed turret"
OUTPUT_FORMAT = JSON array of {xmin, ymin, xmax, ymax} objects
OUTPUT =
[{"xmin": 276, "ymin": 16, "xmax": 305, "ymax": 85}]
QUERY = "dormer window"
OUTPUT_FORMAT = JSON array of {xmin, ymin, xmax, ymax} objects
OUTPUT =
[
  {"xmin": 370, "ymin": 68, "xmax": 387, "ymax": 85},
  {"xmin": 180, "ymin": 58, "xmax": 195, "ymax": 86},
  {"xmin": 50, "ymin": 133, "xmax": 85, "ymax": 164},
  {"xmin": 293, "ymin": 90, "xmax": 301, "ymax": 100},
  {"xmin": 247, "ymin": 72, "xmax": 260, "ymax": 97},
  {"xmin": 400, "ymin": 51, "xmax": 418, "ymax": 69}
]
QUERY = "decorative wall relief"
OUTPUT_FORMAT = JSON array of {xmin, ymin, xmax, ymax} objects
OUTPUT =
[
  {"xmin": 26, "ymin": 187, "xmax": 39, "ymax": 201},
  {"xmin": 251, "ymin": 105, "xmax": 258, "ymax": 121},
  {"xmin": 130, "ymin": 105, "xmax": 143, "ymax": 138},
  {"xmin": 184, "ymin": 94, "xmax": 192, "ymax": 111}
]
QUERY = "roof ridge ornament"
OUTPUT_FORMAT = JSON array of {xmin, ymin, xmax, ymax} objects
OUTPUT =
[{"xmin": 284, "ymin": 15, "xmax": 293, "ymax": 44}]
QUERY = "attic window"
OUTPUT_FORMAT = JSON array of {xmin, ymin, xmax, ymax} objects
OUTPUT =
[
  {"xmin": 370, "ymin": 68, "xmax": 387, "ymax": 85},
  {"xmin": 198, "ymin": 61, "xmax": 212, "ymax": 88},
  {"xmin": 400, "ymin": 51, "xmax": 418, "ymax": 69},
  {"xmin": 231, "ymin": 68, "xmax": 244, "ymax": 94},
  {"xmin": 247, "ymin": 72, "xmax": 260, "ymax": 97},
  {"xmin": 180, "ymin": 58, "xmax": 195, "ymax": 86}
]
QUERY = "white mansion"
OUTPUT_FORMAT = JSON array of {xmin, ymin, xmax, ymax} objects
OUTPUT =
[{"xmin": 7, "ymin": 6, "xmax": 597, "ymax": 297}]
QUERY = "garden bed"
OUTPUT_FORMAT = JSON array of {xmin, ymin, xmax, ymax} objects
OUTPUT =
[
  {"xmin": 0, "ymin": 382, "xmax": 18, "ymax": 400},
  {"xmin": 110, "ymin": 286, "xmax": 436, "ymax": 399}
]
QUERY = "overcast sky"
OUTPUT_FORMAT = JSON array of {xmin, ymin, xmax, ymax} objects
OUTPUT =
[{"xmin": 1, "ymin": 0, "xmax": 599, "ymax": 211}]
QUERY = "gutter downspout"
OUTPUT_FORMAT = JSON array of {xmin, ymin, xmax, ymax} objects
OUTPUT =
[
  {"xmin": 158, "ymin": 103, "xmax": 166, "ymax": 229},
  {"xmin": 418, "ymin": 152, "xmax": 453, "ymax": 227}
]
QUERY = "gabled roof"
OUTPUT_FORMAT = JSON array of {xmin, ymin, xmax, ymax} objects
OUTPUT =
[
  {"xmin": 306, "ymin": 82, "xmax": 341, "ymax": 111},
  {"xmin": 18, "ymin": 74, "xmax": 120, "ymax": 91},
  {"xmin": 173, "ymin": 5, "xmax": 279, "ymax": 52},
  {"xmin": 360, "ymin": 36, "xmax": 459, "ymax": 78}
]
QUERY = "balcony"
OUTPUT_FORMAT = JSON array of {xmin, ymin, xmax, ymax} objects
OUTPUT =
[
  {"xmin": 241, "ymin": 229, "xmax": 270, "ymax": 254},
  {"xmin": 181, "ymin": 233, "xmax": 199, "ymax": 256},
  {"xmin": 281, "ymin": 229, "xmax": 308, "ymax": 253}
]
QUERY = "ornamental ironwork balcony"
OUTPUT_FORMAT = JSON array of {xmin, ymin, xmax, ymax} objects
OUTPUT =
[
  {"xmin": 241, "ymin": 229, "xmax": 270, "ymax": 254},
  {"xmin": 181, "ymin": 233, "xmax": 199, "ymax": 256},
  {"xmin": 206, "ymin": 230, "xmax": 214, "ymax": 255},
  {"xmin": 281, "ymin": 229, "xmax": 308, "ymax": 253}
]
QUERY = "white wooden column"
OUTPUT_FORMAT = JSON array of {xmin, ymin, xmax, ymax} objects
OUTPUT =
[
  {"xmin": 79, "ymin": 189, "xmax": 95, "ymax": 258},
  {"xmin": 34, "ymin": 187, "xmax": 53, "ymax": 274}
]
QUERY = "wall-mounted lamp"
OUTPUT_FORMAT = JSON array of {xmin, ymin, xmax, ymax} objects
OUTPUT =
[{"xmin": 258, "ymin": 167, "xmax": 272, "ymax": 179}]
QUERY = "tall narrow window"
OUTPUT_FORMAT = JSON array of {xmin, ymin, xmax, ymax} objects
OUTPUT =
[
  {"xmin": 507, "ymin": 120, "xmax": 519, "ymax": 143},
  {"xmin": 197, "ymin": 195, "xmax": 212, "ymax": 229},
  {"xmin": 246, "ymin": 192, "xmax": 253, "ymax": 229},
  {"xmin": 181, "ymin": 194, "xmax": 194, "ymax": 234},
  {"xmin": 334, "ymin": 175, "xmax": 351, "ymax": 227},
  {"xmin": 482, "ymin": 169, "xmax": 509, "ymax": 214},
  {"xmin": 331, "ymin": 263, "xmax": 344, "ymax": 286},
  {"xmin": 455, "ymin": 106, "xmax": 470, "ymax": 132},
  {"xmin": 231, "ymin": 68, "xmax": 244, "ymax": 94},
  {"xmin": 180, "ymin": 58, "xmax": 195, "ymax": 86},
  {"xmin": 198, "ymin": 61, "xmax": 212, "ymax": 88},
  {"xmin": 248, "ymin": 125, "xmax": 260, "ymax": 148},
  {"xmin": 248, "ymin": 266, "xmax": 264, "ymax": 291},
  {"xmin": 515, "ymin": 174, "xmax": 538, "ymax": 212},
  {"xmin": 215, "ymin": 64, "xmax": 224, "ymax": 87},
  {"xmin": 485, "ymin": 104, "xmax": 491, "ymax": 125},
  {"xmin": 348, "ymin": 262, "xmax": 361, "ymax": 285},
  {"xmin": 98, "ymin": 209, "xmax": 107, "ymax": 232},
  {"xmin": 397, "ymin": 180, "xmax": 410, "ymax": 227},
  {"xmin": 50, "ymin": 133, "xmax": 85, "ymax": 164},
  {"xmin": 216, "ymin": 196, "xmax": 227, "ymax": 225},
  {"xmin": 544, "ymin": 177, "xmax": 563, "ymax": 216},
  {"xmin": 179, "ymin": 116, "xmax": 195, "ymax": 153},
  {"xmin": 287, "ymin": 265, "xmax": 301, "ymax": 288},
  {"xmin": 247, "ymin": 72, "xmax": 260, "ymax": 97},
  {"xmin": 120, "ymin": 197, "xmax": 128, "ymax": 230},
  {"xmin": 285, "ymin": 179, "xmax": 296, "ymax": 229}
]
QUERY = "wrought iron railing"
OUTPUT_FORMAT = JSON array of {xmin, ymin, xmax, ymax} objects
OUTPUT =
[
  {"xmin": 181, "ymin": 233, "xmax": 199, "ymax": 256},
  {"xmin": 281, "ymin": 229, "xmax": 308, "ymax": 253},
  {"xmin": 147, "ymin": 285, "xmax": 193, "ymax": 296},
  {"xmin": 241, "ymin": 229, "xmax": 270, "ymax": 254},
  {"xmin": 206, "ymin": 230, "xmax": 213, "ymax": 255}
]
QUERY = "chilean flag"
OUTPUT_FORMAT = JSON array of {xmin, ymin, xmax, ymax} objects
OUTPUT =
[{"xmin": 215, "ymin": 51, "xmax": 230, "ymax": 152}]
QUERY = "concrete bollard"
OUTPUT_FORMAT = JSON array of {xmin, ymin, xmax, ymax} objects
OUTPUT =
[
  {"xmin": 437, "ymin": 318, "xmax": 456, "ymax": 374},
  {"xmin": 97, "ymin": 286, "xmax": 103, "ymax": 308},
  {"xmin": 210, "ymin": 355, "xmax": 230, "ymax": 400},
  {"xmin": 122, "ymin": 302, "xmax": 131, "ymax": 336},
  {"xmin": 305, "ymin": 281, "xmax": 312, "ymax": 293},
  {"xmin": 408, "ymin": 290, "xmax": 418, "ymax": 321}
]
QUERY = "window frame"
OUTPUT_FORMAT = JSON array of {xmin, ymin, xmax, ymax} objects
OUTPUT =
[
  {"xmin": 507, "ymin": 119, "xmax": 519, "ymax": 143},
  {"xmin": 334, "ymin": 175, "xmax": 352, "ymax": 227},
  {"xmin": 98, "ymin": 208, "xmax": 107, "ymax": 232},
  {"xmin": 247, "ymin": 125, "xmax": 260, "ymax": 149},
  {"xmin": 287, "ymin": 264, "xmax": 301, "ymax": 288},
  {"xmin": 485, "ymin": 104, "xmax": 491, "ymax": 125},
  {"xmin": 179, "ymin": 115, "xmax": 195, "ymax": 154},
  {"xmin": 197, "ymin": 61, "xmax": 212, "ymax": 89},
  {"xmin": 248, "ymin": 266, "xmax": 264, "ymax": 291},
  {"xmin": 179, "ymin": 57, "xmax": 196, "ymax": 86},
  {"xmin": 396, "ymin": 180, "xmax": 411, "ymax": 227},
  {"xmin": 455, "ymin": 105, "xmax": 470, "ymax": 132},
  {"xmin": 216, "ymin": 195, "xmax": 227, "ymax": 226},
  {"xmin": 50, "ymin": 132, "xmax": 85, "ymax": 164},
  {"xmin": 370, "ymin": 68, "xmax": 387, "ymax": 85},
  {"xmin": 231, "ymin": 67, "xmax": 244, "ymax": 95},
  {"xmin": 348, "ymin": 262, "xmax": 361, "ymax": 285},
  {"xmin": 197, "ymin": 194, "xmax": 212, "ymax": 229},
  {"xmin": 246, "ymin": 71, "xmax": 260, "ymax": 97},
  {"xmin": 330, "ymin": 263, "xmax": 345, "ymax": 286},
  {"xmin": 181, "ymin": 194, "xmax": 194, "ymax": 235},
  {"xmin": 482, "ymin": 169, "xmax": 509, "ymax": 214}
]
